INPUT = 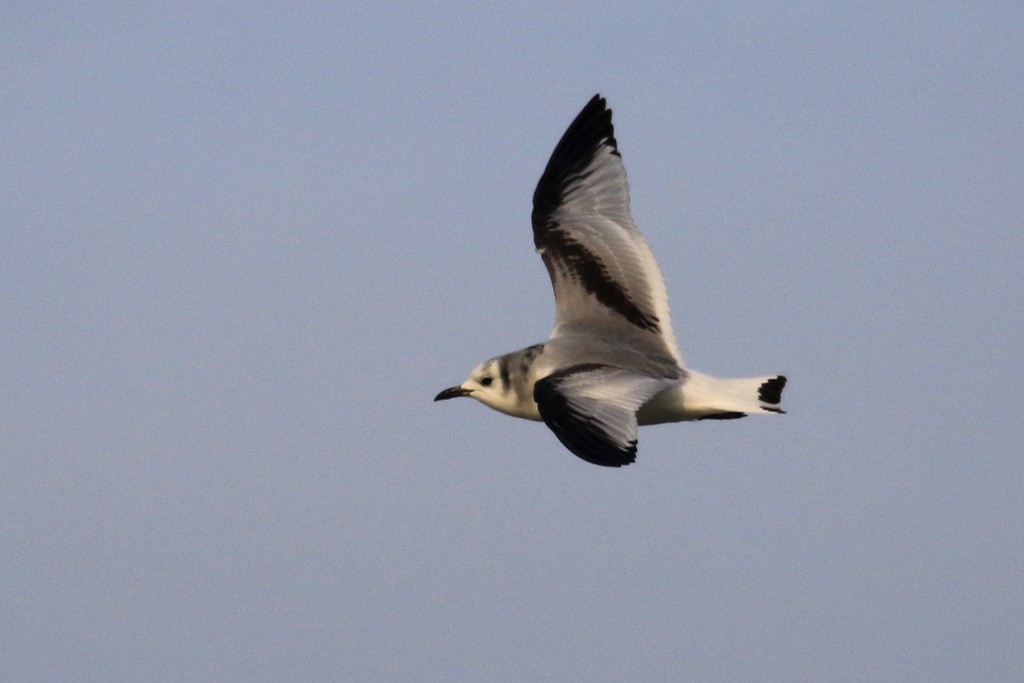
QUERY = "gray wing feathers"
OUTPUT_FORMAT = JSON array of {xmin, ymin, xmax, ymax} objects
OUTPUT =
[
  {"xmin": 533, "ymin": 365, "xmax": 678, "ymax": 467},
  {"xmin": 532, "ymin": 95, "xmax": 682, "ymax": 365}
]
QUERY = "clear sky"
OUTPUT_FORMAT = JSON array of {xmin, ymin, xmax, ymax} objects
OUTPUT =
[{"xmin": 3, "ymin": 3, "xmax": 1022, "ymax": 681}]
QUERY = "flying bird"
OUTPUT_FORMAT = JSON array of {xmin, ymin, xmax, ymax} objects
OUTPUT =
[{"xmin": 435, "ymin": 95, "xmax": 786, "ymax": 467}]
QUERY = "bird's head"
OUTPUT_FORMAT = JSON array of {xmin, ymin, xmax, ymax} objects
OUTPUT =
[{"xmin": 434, "ymin": 357, "xmax": 526, "ymax": 417}]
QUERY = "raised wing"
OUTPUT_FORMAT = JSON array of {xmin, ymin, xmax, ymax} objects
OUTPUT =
[
  {"xmin": 533, "ymin": 364, "xmax": 678, "ymax": 467},
  {"xmin": 532, "ymin": 95, "xmax": 682, "ymax": 365}
]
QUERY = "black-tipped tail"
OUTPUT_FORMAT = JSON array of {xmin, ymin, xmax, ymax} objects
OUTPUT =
[{"xmin": 758, "ymin": 376, "xmax": 787, "ymax": 413}]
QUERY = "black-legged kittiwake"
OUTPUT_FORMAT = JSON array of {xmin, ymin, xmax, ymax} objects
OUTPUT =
[{"xmin": 435, "ymin": 95, "xmax": 787, "ymax": 467}]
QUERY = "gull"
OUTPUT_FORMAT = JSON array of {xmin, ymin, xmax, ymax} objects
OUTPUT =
[{"xmin": 435, "ymin": 95, "xmax": 786, "ymax": 467}]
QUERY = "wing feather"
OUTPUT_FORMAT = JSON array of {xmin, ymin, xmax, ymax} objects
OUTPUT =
[
  {"xmin": 533, "ymin": 364, "xmax": 678, "ymax": 467},
  {"xmin": 531, "ymin": 95, "xmax": 682, "ymax": 365}
]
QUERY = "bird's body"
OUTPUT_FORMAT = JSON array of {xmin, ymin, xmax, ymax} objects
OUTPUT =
[{"xmin": 435, "ymin": 95, "xmax": 786, "ymax": 467}]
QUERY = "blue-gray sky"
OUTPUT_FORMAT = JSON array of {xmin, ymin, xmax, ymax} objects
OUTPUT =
[{"xmin": 3, "ymin": 3, "xmax": 1023, "ymax": 681}]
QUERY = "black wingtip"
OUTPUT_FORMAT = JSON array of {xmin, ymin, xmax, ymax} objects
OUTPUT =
[
  {"xmin": 571, "ymin": 93, "xmax": 618, "ymax": 156},
  {"xmin": 532, "ymin": 95, "xmax": 619, "ymax": 216},
  {"xmin": 580, "ymin": 440, "xmax": 637, "ymax": 468}
]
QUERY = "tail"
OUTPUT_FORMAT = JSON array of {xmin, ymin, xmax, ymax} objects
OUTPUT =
[{"xmin": 681, "ymin": 370, "xmax": 787, "ymax": 420}]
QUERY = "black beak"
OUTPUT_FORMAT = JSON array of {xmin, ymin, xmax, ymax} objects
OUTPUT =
[{"xmin": 434, "ymin": 385, "xmax": 472, "ymax": 401}]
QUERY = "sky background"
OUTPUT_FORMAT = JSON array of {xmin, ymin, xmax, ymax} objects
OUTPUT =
[{"xmin": 3, "ymin": 3, "xmax": 1023, "ymax": 681}]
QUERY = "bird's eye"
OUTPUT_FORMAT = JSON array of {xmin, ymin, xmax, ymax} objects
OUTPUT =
[{"xmin": 480, "ymin": 376, "xmax": 493, "ymax": 387}]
